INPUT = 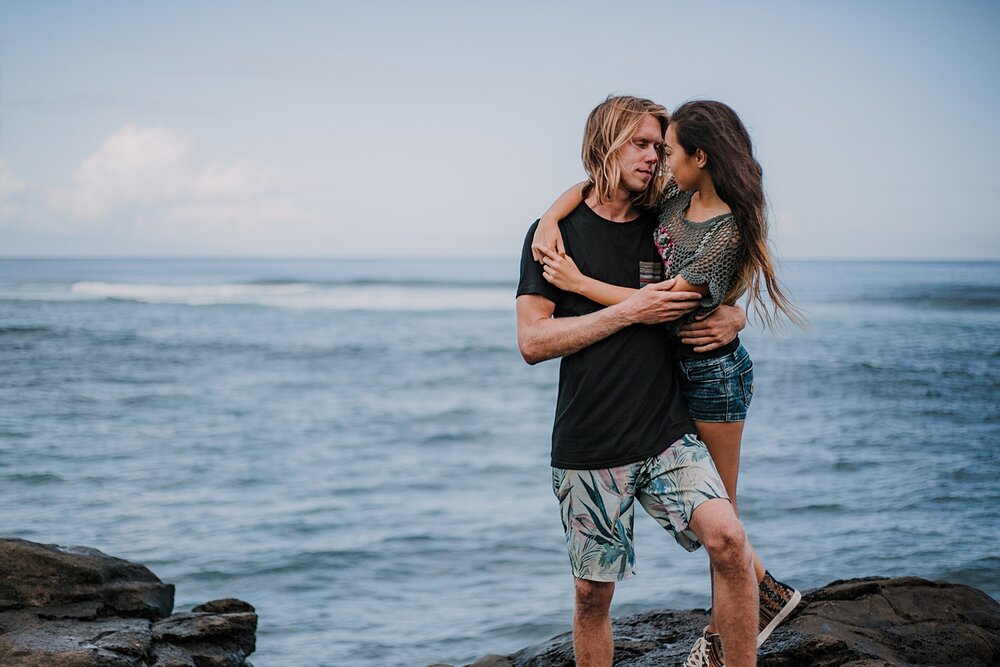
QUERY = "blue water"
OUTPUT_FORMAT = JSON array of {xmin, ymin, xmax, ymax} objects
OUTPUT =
[{"xmin": 1, "ymin": 258, "xmax": 997, "ymax": 666}]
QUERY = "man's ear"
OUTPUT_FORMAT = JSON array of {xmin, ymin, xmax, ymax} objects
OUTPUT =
[{"xmin": 695, "ymin": 148, "xmax": 708, "ymax": 169}]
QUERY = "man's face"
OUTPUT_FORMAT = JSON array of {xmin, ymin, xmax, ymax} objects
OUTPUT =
[{"xmin": 617, "ymin": 115, "xmax": 664, "ymax": 194}]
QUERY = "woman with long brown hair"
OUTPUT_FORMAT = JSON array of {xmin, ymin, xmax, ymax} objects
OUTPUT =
[{"xmin": 532, "ymin": 99, "xmax": 803, "ymax": 667}]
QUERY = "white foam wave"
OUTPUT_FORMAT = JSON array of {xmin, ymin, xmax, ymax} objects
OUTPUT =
[{"xmin": 69, "ymin": 281, "xmax": 513, "ymax": 311}]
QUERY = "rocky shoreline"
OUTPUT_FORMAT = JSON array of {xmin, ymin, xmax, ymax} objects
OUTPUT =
[
  {"xmin": 0, "ymin": 539, "xmax": 256, "ymax": 666},
  {"xmin": 447, "ymin": 576, "xmax": 1000, "ymax": 667},
  {"xmin": 2, "ymin": 538, "xmax": 998, "ymax": 666}
]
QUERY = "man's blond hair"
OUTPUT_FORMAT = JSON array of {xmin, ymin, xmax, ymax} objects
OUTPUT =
[{"xmin": 582, "ymin": 95, "xmax": 670, "ymax": 209}]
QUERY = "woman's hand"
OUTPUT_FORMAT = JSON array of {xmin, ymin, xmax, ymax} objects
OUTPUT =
[
  {"xmin": 539, "ymin": 246, "xmax": 583, "ymax": 293},
  {"xmin": 531, "ymin": 220, "xmax": 566, "ymax": 262}
]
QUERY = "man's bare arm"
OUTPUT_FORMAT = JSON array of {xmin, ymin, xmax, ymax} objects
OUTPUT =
[
  {"xmin": 517, "ymin": 295, "xmax": 630, "ymax": 365},
  {"xmin": 517, "ymin": 279, "xmax": 702, "ymax": 365}
]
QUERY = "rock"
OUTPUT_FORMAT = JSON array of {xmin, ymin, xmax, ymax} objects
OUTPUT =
[
  {"xmin": 0, "ymin": 539, "xmax": 256, "ymax": 667},
  {"xmin": 757, "ymin": 577, "xmax": 1000, "ymax": 666},
  {"xmin": 151, "ymin": 607, "xmax": 257, "ymax": 667},
  {"xmin": 0, "ymin": 539, "xmax": 174, "ymax": 619},
  {"xmin": 465, "ymin": 656, "xmax": 515, "ymax": 667},
  {"xmin": 190, "ymin": 599, "xmax": 255, "ymax": 615},
  {"xmin": 457, "ymin": 577, "xmax": 1000, "ymax": 667}
]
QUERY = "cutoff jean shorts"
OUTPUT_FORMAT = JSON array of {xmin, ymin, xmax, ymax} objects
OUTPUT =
[
  {"xmin": 552, "ymin": 434, "xmax": 729, "ymax": 582},
  {"xmin": 676, "ymin": 343, "xmax": 754, "ymax": 422}
]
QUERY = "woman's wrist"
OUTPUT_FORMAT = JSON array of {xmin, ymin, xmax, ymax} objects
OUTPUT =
[{"xmin": 573, "ymin": 275, "xmax": 594, "ymax": 298}]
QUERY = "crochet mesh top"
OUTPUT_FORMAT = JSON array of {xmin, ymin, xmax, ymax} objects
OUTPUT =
[{"xmin": 653, "ymin": 181, "xmax": 744, "ymax": 331}]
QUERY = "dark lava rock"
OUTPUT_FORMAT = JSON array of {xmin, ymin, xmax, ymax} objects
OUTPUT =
[
  {"xmin": 0, "ymin": 539, "xmax": 174, "ymax": 619},
  {"xmin": 757, "ymin": 577, "xmax": 1000, "ymax": 667},
  {"xmin": 455, "ymin": 577, "xmax": 1000, "ymax": 667},
  {"xmin": 0, "ymin": 539, "xmax": 256, "ymax": 667}
]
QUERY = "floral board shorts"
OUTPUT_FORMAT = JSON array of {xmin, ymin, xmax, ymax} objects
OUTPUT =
[
  {"xmin": 551, "ymin": 434, "xmax": 729, "ymax": 582},
  {"xmin": 676, "ymin": 343, "xmax": 754, "ymax": 422}
]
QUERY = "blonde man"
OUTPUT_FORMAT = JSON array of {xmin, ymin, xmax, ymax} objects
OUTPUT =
[{"xmin": 516, "ymin": 96, "xmax": 758, "ymax": 667}]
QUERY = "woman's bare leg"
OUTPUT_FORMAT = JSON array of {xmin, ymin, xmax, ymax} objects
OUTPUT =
[{"xmin": 695, "ymin": 420, "xmax": 766, "ymax": 635}]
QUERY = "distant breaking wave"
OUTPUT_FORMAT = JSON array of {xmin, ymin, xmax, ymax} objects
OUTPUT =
[
  {"xmin": 855, "ymin": 285, "xmax": 1000, "ymax": 309},
  {"xmin": 68, "ymin": 281, "xmax": 513, "ymax": 311},
  {"xmin": 247, "ymin": 278, "xmax": 515, "ymax": 289}
]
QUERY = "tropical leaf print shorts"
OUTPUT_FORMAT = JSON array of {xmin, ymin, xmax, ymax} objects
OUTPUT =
[{"xmin": 551, "ymin": 434, "xmax": 729, "ymax": 582}]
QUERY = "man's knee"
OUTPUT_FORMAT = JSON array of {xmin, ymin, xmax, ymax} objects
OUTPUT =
[
  {"xmin": 699, "ymin": 513, "xmax": 749, "ymax": 571},
  {"xmin": 574, "ymin": 578, "xmax": 614, "ymax": 616}
]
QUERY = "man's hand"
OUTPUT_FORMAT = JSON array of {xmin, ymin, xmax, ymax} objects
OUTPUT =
[
  {"xmin": 677, "ymin": 305, "xmax": 747, "ymax": 352},
  {"xmin": 516, "ymin": 282, "xmax": 702, "ymax": 366},
  {"xmin": 621, "ymin": 280, "xmax": 702, "ymax": 325}
]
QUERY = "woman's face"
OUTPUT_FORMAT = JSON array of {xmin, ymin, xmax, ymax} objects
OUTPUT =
[{"xmin": 664, "ymin": 123, "xmax": 701, "ymax": 191}]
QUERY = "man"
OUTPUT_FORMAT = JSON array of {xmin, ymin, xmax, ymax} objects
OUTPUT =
[{"xmin": 516, "ymin": 96, "xmax": 757, "ymax": 667}]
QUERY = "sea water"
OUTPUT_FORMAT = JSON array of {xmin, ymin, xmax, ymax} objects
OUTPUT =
[{"xmin": 1, "ymin": 258, "xmax": 997, "ymax": 666}]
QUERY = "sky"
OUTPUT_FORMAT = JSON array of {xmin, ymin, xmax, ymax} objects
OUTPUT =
[{"xmin": 0, "ymin": 0, "xmax": 998, "ymax": 259}]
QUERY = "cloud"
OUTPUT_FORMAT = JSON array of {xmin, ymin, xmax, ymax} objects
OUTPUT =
[
  {"xmin": 0, "ymin": 160, "xmax": 26, "ymax": 199},
  {"xmin": 52, "ymin": 125, "xmax": 276, "ymax": 220},
  {"xmin": 39, "ymin": 125, "xmax": 323, "ymax": 252},
  {"xmin": 0, "ymin": 159, "xmax": 28, "ymax": 221}
]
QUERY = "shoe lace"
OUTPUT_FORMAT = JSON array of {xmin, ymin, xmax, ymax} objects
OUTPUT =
[{"xmin": 683, "ymin": 636, "xmax": 709, "ymax": 667}]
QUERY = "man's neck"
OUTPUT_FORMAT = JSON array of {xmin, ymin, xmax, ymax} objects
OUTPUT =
[{"xmin": 584, "ymin": 188, "xmax": 640, "ymax": 223}]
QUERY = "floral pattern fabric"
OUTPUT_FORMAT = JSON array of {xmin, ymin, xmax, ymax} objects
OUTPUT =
[{"xmin": 552, "ymin": 434, "xmax": 728, "ymax": 582}]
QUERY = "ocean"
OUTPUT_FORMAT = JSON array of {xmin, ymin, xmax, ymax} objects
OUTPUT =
[{"xmin": 0, "ymin": 258, "xmax": 997, "ymax": 666}]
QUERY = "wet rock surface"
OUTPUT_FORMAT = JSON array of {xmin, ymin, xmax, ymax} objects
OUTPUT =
[
  {"xmin": 456, "ymin": 577, "xmax": 1000, "ymax": 667},
  {"xmin": 0, "ymin": 539, "xmax": 256, "ymax": 667}
]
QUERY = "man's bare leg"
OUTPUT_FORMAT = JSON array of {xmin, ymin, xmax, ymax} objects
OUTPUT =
[
  {"xmin": 573, "ymin": 578, "xmax": 615, "ymax": 667},
  {"xmin": 689, "ymin": 498, "xmax": 757, "ymax": 667}
]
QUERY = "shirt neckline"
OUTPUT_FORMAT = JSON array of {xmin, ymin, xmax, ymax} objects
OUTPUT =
[
  {"xmin": 674, "ymin": 191, "xmax": 733, "ymax": 228},
  {"xmin": 580, "ymin": 201, "xmax": 645, "ymax": 226},
  {"xmin": 682, "ymin": 211, "xmax": 733, "ymax": 228}
]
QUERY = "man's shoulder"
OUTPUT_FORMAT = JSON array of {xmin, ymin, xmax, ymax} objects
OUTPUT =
[
  {"xmin": 552, "ymin": 203, "xmax": 600, "ymax": 240},
  {"xmin": 522, "ymin": 204, "xmax": 592, "ymax": 245},
  {"xmin": 517, "ymin": 220, "xmax": 559, "ymax": 302},
  {"xmin": 526, "ymin": 218, "xmax": 540, "ymax": 233}
]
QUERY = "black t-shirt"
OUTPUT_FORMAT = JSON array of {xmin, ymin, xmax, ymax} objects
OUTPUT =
[{"xmin": 516, "ymin": 202, "xmax": 695, "ymax": 469}]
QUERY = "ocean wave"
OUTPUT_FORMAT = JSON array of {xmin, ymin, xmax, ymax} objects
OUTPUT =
[
  {"xmin": 0, "ymin": 325, "xmax": 57, "ymax": 336},
  {"xmin": 853, "ymin": 285, "xmax": 1000, "ymax": 309},
  {"xmin": 68, "ymin": 281, "xmax": 514, "ymax": 311},
  {"xmin": 2, "ymin": 472, "xmax": 65, "ymax": 484},
  {"xmin": 248, "ymin": 277, "xmax": 515, "ymax": 289}
]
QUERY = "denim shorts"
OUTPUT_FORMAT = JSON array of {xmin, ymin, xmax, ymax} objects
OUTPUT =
[{"xmin": 677, "ymin": 343, "xmax": 754, "ymax": 422}]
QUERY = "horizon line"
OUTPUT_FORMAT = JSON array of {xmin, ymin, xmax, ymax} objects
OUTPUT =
[{"xmin": 0, "ymin": 255, "xmax": 998, "ymax": 263}]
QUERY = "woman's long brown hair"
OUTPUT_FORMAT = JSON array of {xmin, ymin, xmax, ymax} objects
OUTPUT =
[{"xmin": 670, "ymin": 100, "xmax": 805, "ymax": 329}]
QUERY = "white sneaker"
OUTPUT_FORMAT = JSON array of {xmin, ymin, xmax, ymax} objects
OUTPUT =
[{"xmin": 684, "ymin": 626, "xmax": 725, "ymax": 667}]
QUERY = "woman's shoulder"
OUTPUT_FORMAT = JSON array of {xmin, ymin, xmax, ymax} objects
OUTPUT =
[
  {"xmin": 703, "ymin": 215, "xmax": 741, "ymax": 250},
  {"xmin": 719, "ymin": 215, "xmax": 740, "ymax": 241}
]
